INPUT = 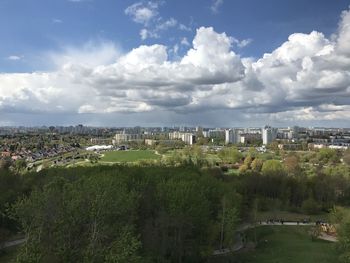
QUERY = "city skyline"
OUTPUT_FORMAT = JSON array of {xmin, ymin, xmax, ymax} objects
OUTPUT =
[{"xmin": 1, "ymin": 0, "xmax": 350, "ymax": 127}]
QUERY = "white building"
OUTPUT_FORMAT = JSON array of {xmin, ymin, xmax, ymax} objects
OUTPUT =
[
  {"xmin": 225, "ymin": 129, "xmax": 240, "ymax": 144},
  {"xmin": 262, "ymin": 126, "xmax": 277, "ymax": 145},
  {"xmin": 169, "ymin": 132, "xmax": 196, "ymax": 145},
  {"xmin": 114, "ymin": 133, "xmax": 142, "ymax": 144}
]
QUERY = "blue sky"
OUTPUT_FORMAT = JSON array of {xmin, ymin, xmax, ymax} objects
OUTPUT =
[
  {"xmin": 1, "ymin": 0, "xmax": 347, "ymax": 72},
  {"xmin": 0, "ymin": 0, "xmax": 350, "ymax": 127}
]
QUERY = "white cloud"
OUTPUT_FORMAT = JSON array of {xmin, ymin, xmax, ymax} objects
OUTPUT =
[
  {"xmin": 179, "ymin": 23, "xmax": 191, "ymax": 31},
  {"xmin": 125, "ymin": 2, "xmax": 159, "ymax": 26},
  {"xmin": 0, "ymin": 27, "xmax": 243, "ymax": 115},
  {"xmin": 139, "ymin": 28, "xmax": 159, "ymax": 40},
  {"xmin": 231, "ymin": 37, "xmax": 253, "ymax": 48},
  {"xmin": 2, "ymin": 8, "xmax": 350, "ymax": 125},
  {"xmin": 52, "ymin": 18, "xmax": 63, "ymax": 23},
  {"xmin": 47, "ymin": 40, "xmax": 120, "ymax": 67},
  {"xmin": 125, "ymin": 1, "xmax": 188, "ymax": 40},
  {"xmin": 139, "ymin": 18, "xmax": 177, "ymax": 40},
  {"xmin": 7, "ymin": 55, "xmax": 22, "ymax": 61},
  {"xmin": 211, "ymin": 0, "xmax": 223, "ymax": 14},
  {"xmin": 156, "ymin": 17, "xmax": 177, "ymax": 31},
  {"xmin": 180, "ymin": 37, "xmax": 190, "ymax": 46}
]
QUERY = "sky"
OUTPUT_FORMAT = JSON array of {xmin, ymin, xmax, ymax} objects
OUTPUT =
[{"xmin": 0, "ymin": 0, "xmax": 350, "ymax": 127}]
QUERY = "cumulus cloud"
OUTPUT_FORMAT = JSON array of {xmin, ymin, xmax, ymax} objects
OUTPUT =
[
  {"xmin": 1, "ymin": 8, "xmax": 350, "ymax": 125},
  {"xmin": 0, "ymin": 27, "xmax": 243, "ymax": 115}
]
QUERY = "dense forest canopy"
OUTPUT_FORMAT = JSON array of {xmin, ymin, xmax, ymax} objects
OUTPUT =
[{"xmin": 1, "ymin": 148, "xmax": 350, "ymax": 262}]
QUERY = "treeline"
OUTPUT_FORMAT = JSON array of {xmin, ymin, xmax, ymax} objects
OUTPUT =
[
  {"xmin": 238, "ymin": 162, "xmax": 350, "ymax": 215},
  {"xmin": 1, "ymin": 165, "xmax": 240, "ymax": 262}
]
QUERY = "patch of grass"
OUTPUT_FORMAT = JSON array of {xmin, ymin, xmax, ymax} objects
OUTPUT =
[
  {"xmin": 236, "ymin": 226, "xmax": 339, "ymax": 263},
  {"xmin": 100, "ymin": 150, "xmax": 160, "ymax": 163},
  {"xmin": 226, "ymin": 169, "xmax": 240, "ymax": 176}
]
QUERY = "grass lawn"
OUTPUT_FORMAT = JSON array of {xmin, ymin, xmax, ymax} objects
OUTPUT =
[
  {"xmin": 100, "ymin": 150, "xmax": 160, "ymax": 163},
  {"xmin": 235, "ymin": 226, "xmax": 339, "ymax": 263}
]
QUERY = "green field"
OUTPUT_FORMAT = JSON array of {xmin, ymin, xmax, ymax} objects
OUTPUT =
[
  {"xmin": 235, "ymin": 226, "xmax": 339, "ymax": 263},
  {"xmin": 100, "ymin": 150, "xmax": 160, "ymax": 163}
]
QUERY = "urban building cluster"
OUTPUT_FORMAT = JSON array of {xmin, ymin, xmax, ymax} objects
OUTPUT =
[
  {"xmin": 1, "ymin": 125, "xmax": 350, "ymax": 165},
  {"xmin": 108, "ymin": 125, "xmax": 350, "ymax": 149}
]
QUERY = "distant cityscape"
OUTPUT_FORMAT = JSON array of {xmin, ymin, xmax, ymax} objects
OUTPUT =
[{"xmin": 1, "ymin": 124, "xmax": 350, "ymax": 164}]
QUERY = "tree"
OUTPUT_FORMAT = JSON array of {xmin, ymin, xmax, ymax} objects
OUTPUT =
[
  {"xmin": 331, "ymin": 207, "xmax": 350, "ymax": 262},
  {"xmin": 261, "ymin": 160, "xmax": 285, "ymax": 177},
  {"xmin": 12, "ymin": 175, "xmax": 140, "ymax": 262},
  {"xmin": 243, "ymin": 155, "xmax": 253, "ymax": 169},
  {"xmin": 14, "ymin": 159, "xmax": 27, "ymax": 174},
  {"xmin": 251, "ymin": 158, "xmax": 263, "ymax": 172},
  {"xmin": 239, "ymin": 164, "xmax": 249, "ymax": 174},
  {"xmin": 218, "ymin": 147, "xmax": 242, "ymax": 164},
  {"xmin": 0, "ymin": 157, "xmax": 12, "ymax": 170},
  {"xmin": 284, "ymin": 155, "xmax": 301, "ymax": 175},
  {"xmin": 318, "ymin": 148, "xmax": 340, "ymax": 164},
  {"xmin": 156, "ymin": 178, "xmax": 212, "ymax": 262},
  {"xmin": 343, "ymin": 150, "xmax": 350, "ymax": 166}
]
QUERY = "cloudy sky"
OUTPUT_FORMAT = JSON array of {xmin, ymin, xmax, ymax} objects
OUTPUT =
[{"xmin": 0, "ymin": 0, "xmax": 350, "ymax": 127}]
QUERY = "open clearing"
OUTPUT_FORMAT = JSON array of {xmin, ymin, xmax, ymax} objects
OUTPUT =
[{"xmin": 100, "ymin": 150, "xmax": 160, "ymax": 163}]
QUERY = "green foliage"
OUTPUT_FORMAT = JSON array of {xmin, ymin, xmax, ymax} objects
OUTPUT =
[
  {"xmin": 218, "ymin": 147, "xmax": 243, "ymax": 163},
  {"xmin": 239, "ymin": 164, "xmax": 249, "ymax": 173},
  {"xmin": 251, "ymin": 158, "xmax": 263, "ymax": 172},
  {"xmin": 261, "ymin": 160, "xmax": 285, "ymax": 176},
  {"xmin": 244, "ymin": 155, "xmax": 253, "ymax": 168},
  {"xmin": 330, "ymin": 207, "xmax": 350, "ymax": 263},
  {"xmin": 12, "ymin": 175, "xmax": 140, "ymax": 262},
  {"xmin": 0, "ymin": 157, "xmax": 12, "ymax": 170},
  {"xmin": 302, "ymin": 197, "xmax": 321, "ymax": 214},
  {"xmin": 3, "ymin": 165, "xmax": 241, "ymax": 262},
  {"xmin": 100, "ymin": 150, "xmax": 160, "ymax": 163},
  {"xmin": 343, "ymin": 150, "xmax": 350, "ymax": 166},
  {"xmin": 318, "ymin": 148, "xmax": 341, "ymax": 164},
  {"xmin": 284, "ymin": 155, "xmax": 301, "ymax": 175}
]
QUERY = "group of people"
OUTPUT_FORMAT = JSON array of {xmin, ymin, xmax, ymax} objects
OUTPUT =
[
  {"xmin": 258, "ymin": 218, "xmax": 311, "ymax": 225},
  {"xmin": 263, "ymin": 218, "xmax": 285, "ymax": 224},
  {"xmin": 316, "ymin": 221, "xmax": 336, "ymax": 235}
]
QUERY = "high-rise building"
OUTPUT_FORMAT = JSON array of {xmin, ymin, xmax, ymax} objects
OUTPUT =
[
  {"xmin": 225, "ymin": 129, "xmax": 240, "ymax": 144},
  {"xmin": 262, "ymin": 125, "xmax": 277, "ymax": 145}
]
